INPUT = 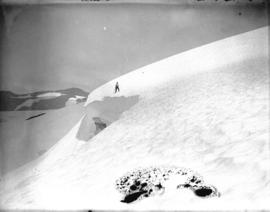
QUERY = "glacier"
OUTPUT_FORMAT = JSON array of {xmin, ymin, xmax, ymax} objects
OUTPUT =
[{"xmin": 0, "ymin": 26, "xmax": 269, "ymax": 210}]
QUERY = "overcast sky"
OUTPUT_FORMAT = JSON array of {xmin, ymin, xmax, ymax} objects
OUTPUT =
[{"xmin": 0, "ymin": 1, "xmax": 268, "ymax": 93}]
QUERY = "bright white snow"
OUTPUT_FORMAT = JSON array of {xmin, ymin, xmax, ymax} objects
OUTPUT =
[
  {"xmin": 0, "ymin": 27, "xmax": 269, "ymax": 210},
  {"xmin": 66, "ymin": 96, "xmax": 87, "ymax": 106},
  {"xmin": 67, "ymin": 96, "xmax": 86, "ymax": 103},
  {"xmin": 37, "ymin": 92, "xmax": 63, "ymax": 98}
]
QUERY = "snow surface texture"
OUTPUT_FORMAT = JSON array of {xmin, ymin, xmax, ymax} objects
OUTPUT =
[
  {"xmin": 0, "ymin": 27, "xmax": 269, "ymax": 210},
  {"xmin": 116, "ymin": 166, "xmax": 220, "ymax": 203}
]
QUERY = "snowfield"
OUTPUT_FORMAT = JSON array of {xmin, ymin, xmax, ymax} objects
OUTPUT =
[
  {"xmin": 0, "ymin": 103, "xmax": 86, "ymax": 176},
  {"xmin": 0, "ymin": 27, "xmax": 269, "ymax": 210}
]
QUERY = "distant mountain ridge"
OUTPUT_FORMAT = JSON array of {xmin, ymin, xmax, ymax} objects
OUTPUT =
[{"xmin": 0, "ymin": 88, "xmax": 88, "ymax": 111}]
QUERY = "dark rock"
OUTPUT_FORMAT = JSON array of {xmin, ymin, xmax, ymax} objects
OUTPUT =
[
  {"xmin": 26, "ymin": 113, "xmax": 46, "ymax": 120},
  {"xmin": 155, "ymin": 183, "xmax": 163, "ymax": 190},
  {"xmin": 130, "ymin": 185, "xmax": 137, "ymax": 191},
  {"xmin": 93, "ymin": 117, "xmax": 107, "ymax": 135},
  {"xmin": 121, "ymin": 190, "xmax": 148, "ymax": 203},
  {"xmin": 194, "ymin": 187, "xmax": 214, "ymax": 197}
]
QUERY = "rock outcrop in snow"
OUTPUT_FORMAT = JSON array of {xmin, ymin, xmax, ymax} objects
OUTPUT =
[
  {"xmin": 116, "ymin": 166, "xmax": 220, "ymax": 203},
  {"xmin": 92, "ymin": 117, "xmax": 108, "ymax": 135}
]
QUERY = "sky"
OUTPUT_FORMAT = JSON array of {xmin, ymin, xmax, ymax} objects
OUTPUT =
[{"xmin": 0, "ymin": 0, "xmax": 268, "ymax": 93}]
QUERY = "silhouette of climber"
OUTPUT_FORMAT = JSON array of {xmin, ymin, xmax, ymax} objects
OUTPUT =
[{"xmin": 115, "ymin": 81, "xmax": 120, "ymax": 93}]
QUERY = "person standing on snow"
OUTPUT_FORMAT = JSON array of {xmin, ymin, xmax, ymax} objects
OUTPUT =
[{"xmin": 115, "ymin": 81, "xmax": 120, "ymax": 93}]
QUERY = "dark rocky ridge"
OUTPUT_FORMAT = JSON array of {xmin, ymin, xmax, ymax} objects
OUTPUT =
[{"xmin": 0, "ymin": 88, "xmax": 88, "ymax": 111}]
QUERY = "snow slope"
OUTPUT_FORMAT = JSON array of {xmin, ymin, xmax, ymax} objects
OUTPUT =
[
  {"xmin": 0, "ymin": 103, "xmax": 86, "ymax": 175},
  {"xmin": 0, "ymin": 27, "xmax": 269, "ymax": 210}
]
